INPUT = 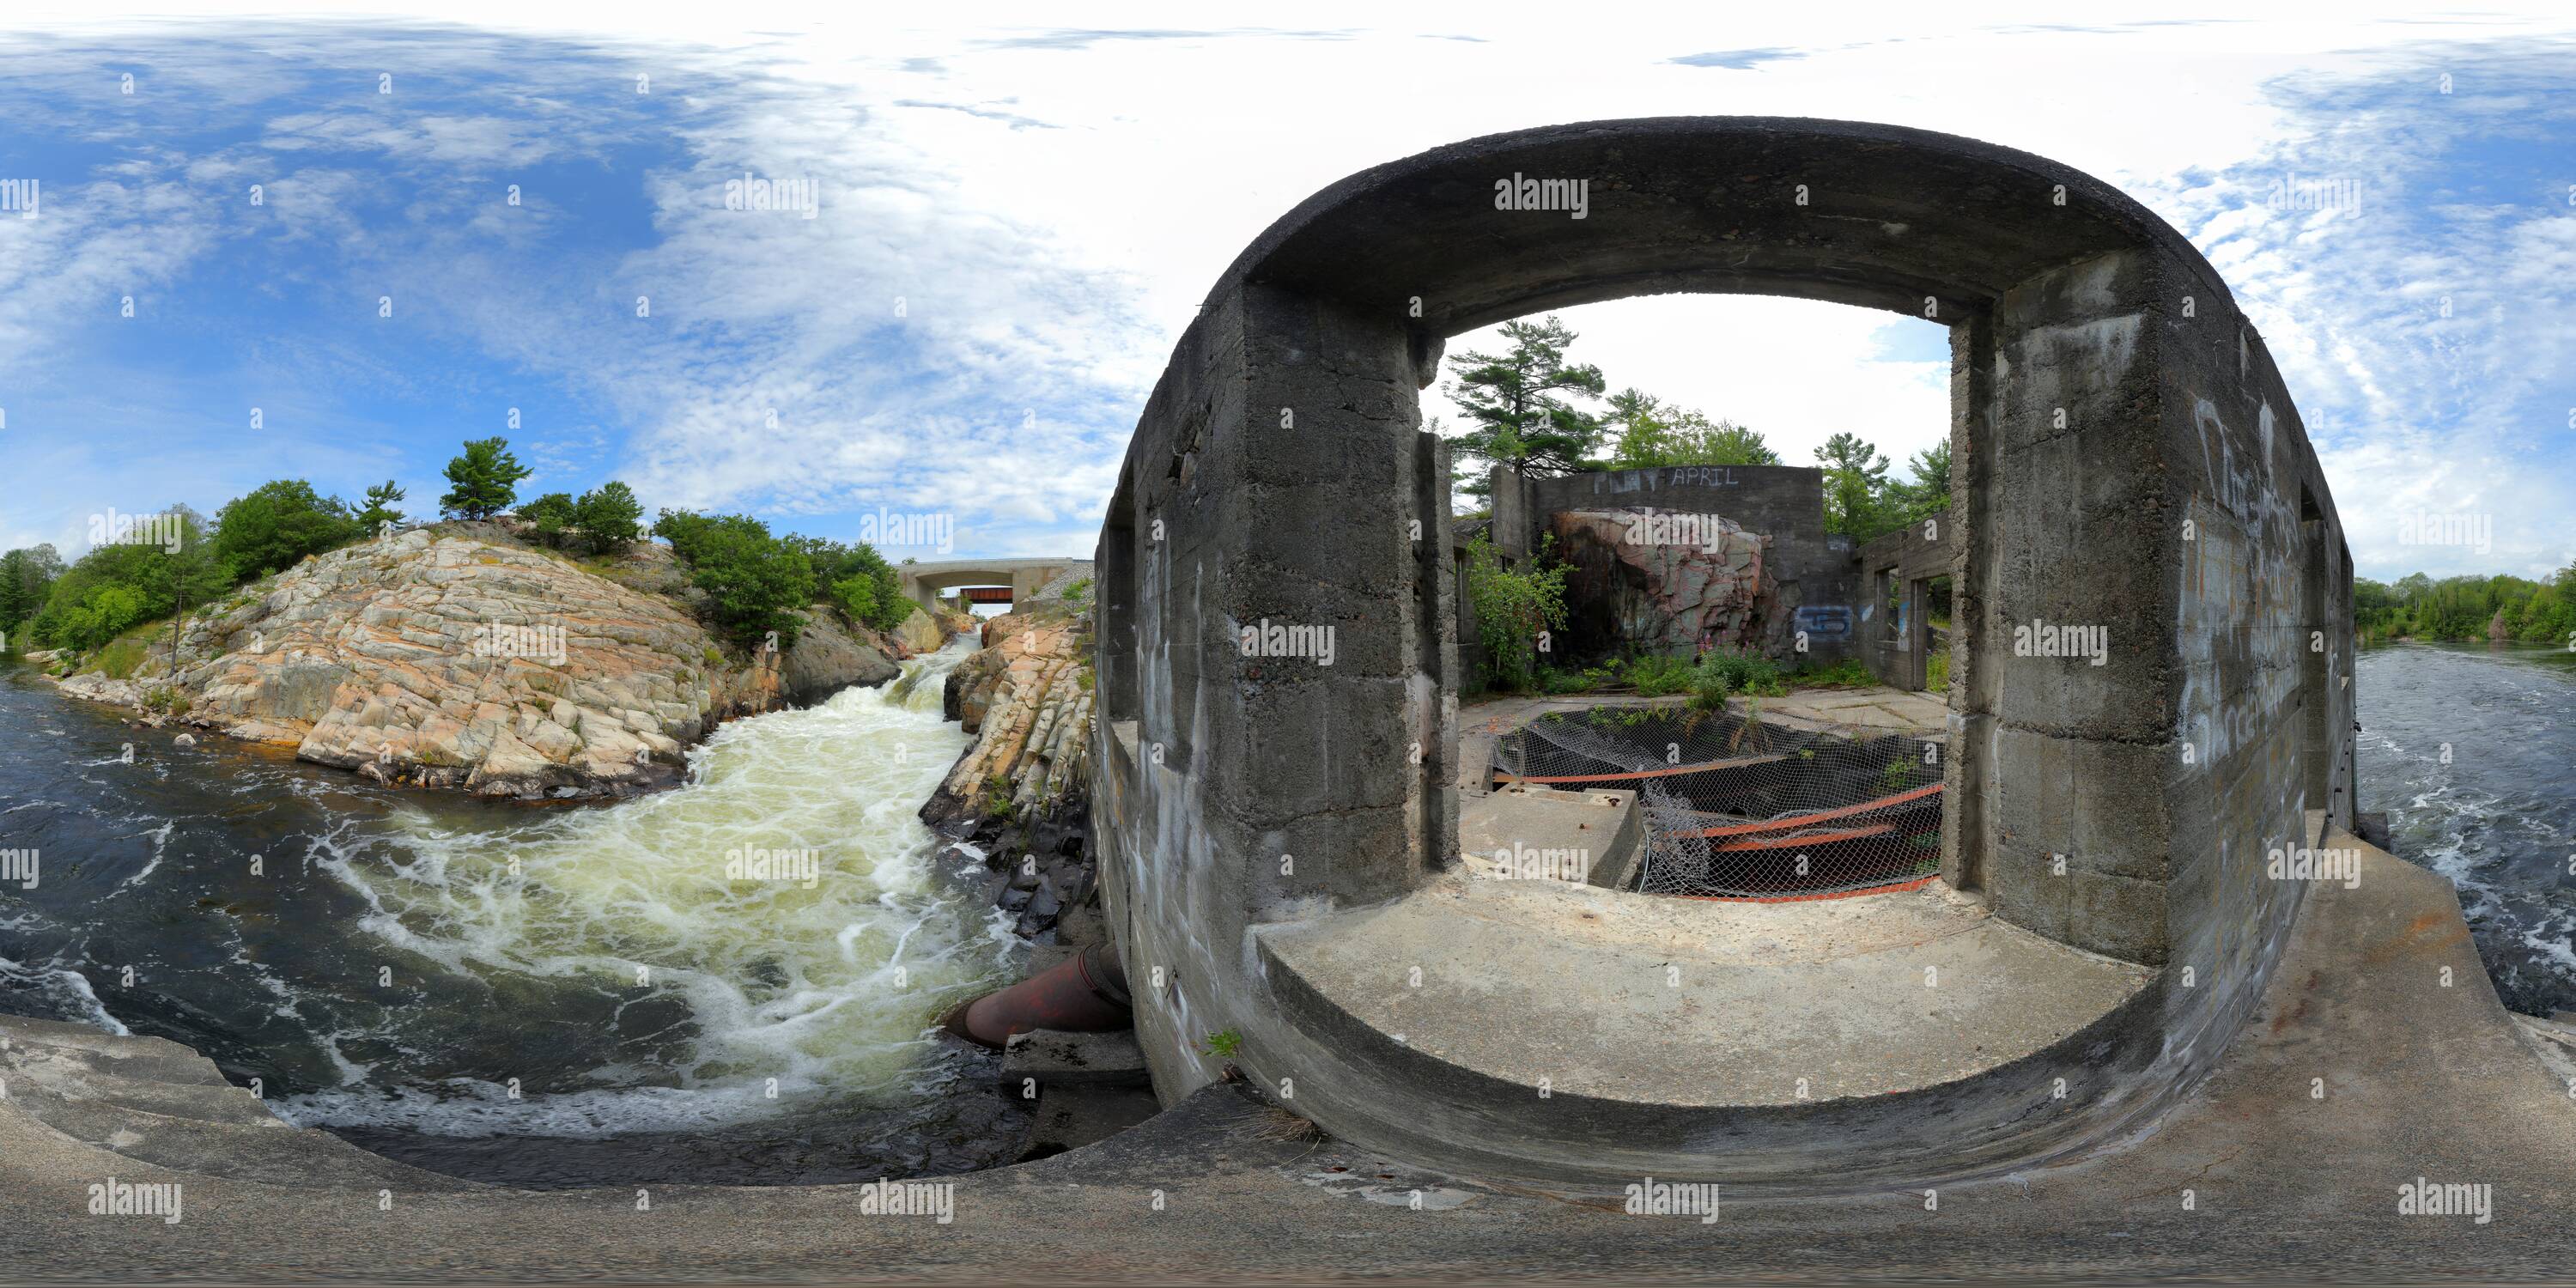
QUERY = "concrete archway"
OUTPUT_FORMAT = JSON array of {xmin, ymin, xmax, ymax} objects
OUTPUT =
[{"xmin": 1092, "ymin": 118, "xmax": 2355, "ymax": 1185}]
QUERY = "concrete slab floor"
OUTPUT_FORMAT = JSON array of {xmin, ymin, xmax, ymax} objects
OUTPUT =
[{"xmin": 1257, "ymin": 874, "xmax": 2151, "ymax": 1105}]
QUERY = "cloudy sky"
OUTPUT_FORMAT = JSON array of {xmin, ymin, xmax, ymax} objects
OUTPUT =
[{"xmin": 0, "ymin": 2, "xmax": 2569, "ymax": 580}]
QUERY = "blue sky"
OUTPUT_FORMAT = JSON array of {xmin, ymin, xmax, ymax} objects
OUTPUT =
[{"xmin": 0, "ymin": 4, "xmax": 2570, "ymax": 580}]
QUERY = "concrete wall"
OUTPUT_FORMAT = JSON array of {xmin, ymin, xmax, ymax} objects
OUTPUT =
[
  {"xmin": 1094, "ymin": 117, "xmax": 2357, "ymax": 1177},
  {"xmin": 1855, "ymin": 519, "xmax": 1956, "ymax": 690},
  {"xmin": 1092, "ymin": 281, "xmax": 1460, "ymax": 1100}
]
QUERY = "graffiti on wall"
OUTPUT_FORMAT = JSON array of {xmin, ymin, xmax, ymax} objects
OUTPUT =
[{"xmin": 1795, "ymin": 605, "xmax": 1854, "ymax": 642}]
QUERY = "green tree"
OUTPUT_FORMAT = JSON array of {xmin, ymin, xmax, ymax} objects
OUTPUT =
[
  {"xmin": 571, "ymin": 483, "xmax": 644, "ymax": 555},
  {"xmin": 1887, "ymin": 440, "xmax": 1953, "ymax": 526},
  {"xmin": 31, "ymin": 507, "xmax": 227, "ymax": 650},
  {"xmin": 519, "ymin": 492, "xmax": 577, "ymax": 544},
  {"xmin": 211, "ymin": 479, "xmax": 361, "ymax": 580},
  {"xmin": 1817, "ymin": 432, "xmax": 1893, "ymax": 540},
  {"xmin": 788, "ymin": 534, "xmax": 913, "ymax": 633},
  {"xmin": 0, "ymin": 544, "xmax": 65, "ymax": 635},
  {"xmin": 354, "ymin": 480, "xmax": 408, "ymax": 534},
  {"xmin": 1604, "ymin": 389, "xmax": 1782, "ymax": 469},
  {"xmin": 1443, "ymin": 315, "xmax": 1607, "ymax": 493},
  {"xmin": 439, "ymin": 437, "xmax": 534, "ymax": 520},
  {"xmin": 652, "ymin": 510, "xmax": 815, "ymax": 647}
]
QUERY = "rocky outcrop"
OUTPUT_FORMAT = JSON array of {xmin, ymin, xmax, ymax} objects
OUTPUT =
[
  {"xmin": 51, "ymin": 528, "xmax": 924, "ymax": 799},
  {"xmin": 922, "ymin": 586, "xmax": 1097, "ymax": 939},
  {"xmin": 1552, "ymin": 508, "xmax": 1773, "ymax": 659},
  {"xmin": 928, "ymin": 604, "xmax": 1092, "ymax": 823}
]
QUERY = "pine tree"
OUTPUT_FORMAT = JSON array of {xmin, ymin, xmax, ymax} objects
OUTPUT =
[
  {"xmin": 439, "ymin": 438, "xmax": 534, "ymax": 520},
  {"xmin": 1443, "ymin": 316, "xmax": 1607, "ymax": 493}
]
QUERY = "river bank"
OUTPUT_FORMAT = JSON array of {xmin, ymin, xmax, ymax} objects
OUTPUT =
[{"xmin": 22, "ymin": 521, "xmax": 961, "ymax": 801}]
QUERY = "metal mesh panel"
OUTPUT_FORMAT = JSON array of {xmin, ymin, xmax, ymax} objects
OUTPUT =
[{"xmin": 1494, "ymin": 706, "xmax": 1945, "ymax": 899}]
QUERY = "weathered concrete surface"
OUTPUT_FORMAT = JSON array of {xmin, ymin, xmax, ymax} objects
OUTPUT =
[
  {"xmin": 1255, "ymin": 872, "xmax": 2156, "ymax": 1185},
  {"xmin": 3, "ymin": 839, "xmax": 2570, "ymax": 1283},
  {"xmin": 1456, "ymin": 781, "xmax": 1640, "ymax": 888}
]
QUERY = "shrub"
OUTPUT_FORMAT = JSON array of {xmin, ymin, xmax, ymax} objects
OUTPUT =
[
  {"xmin": 1536, "ymin": 665, "xmax": 1595, "ymax": 695},
  {"xmin": 212, "ymin": 480, "xmax": 361, "ymax": 581},
  {"xmin": 1464, "ymin": 533, "xmax": 1568, "ymax": 693},
  {"xmin": 1694, "ymin": 647, "xmax": 1783, "ymax": 699},
  {"xmin": 1622, "ymin": 653, "xmax": 1695, "ymax": 697},
  {"xmin": 572, "ymin": 482, "xmax": 643, "ymax": 554},
  {"xmin": 653, "ymin": 510, "xmax": 814, "ymax": 648},
  {"xmin": 519, "ymin": 492, "xmax": 577, "ymax": 544},
  {"xmin": 64, "ymin": 583, "xmax": 151, "ymax": 653}
]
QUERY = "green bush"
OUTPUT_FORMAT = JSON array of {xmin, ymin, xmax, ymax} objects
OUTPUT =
[
  {"xmin": 790, "ymin": 535, "xmax": 911, "ymax": 633},
  {"xmin": 1464, "ymin": 533, "xmax": 1568, "ymax": 693},
  {"xmin": 64, "ymin": 584, "xmax": 152, "ymax": 653},
  {"xmin": 519, "ymin": 491, "xmax": 577, "ymax": 542},
  {"xmin": 572, "ymin": 483, "xmax": 643, "ymax": 555},
  {"xmin": 653, "ymin": 510, "xmax": 815, "ymax": 648},
  {"xmin": 1621, "ymin": 653, "xmax": 1694, "ymax": 697},
  {"xmin": 1691, "ymin": 648, "xmax": 1784, "ymax": 708},
  {"xmin": 211, "ymin": 480, "xmax": 361, "ymax": 580},
  {"xmin": 1535, "ymin": 665, "xmax": 1595, "ymax": 695}
]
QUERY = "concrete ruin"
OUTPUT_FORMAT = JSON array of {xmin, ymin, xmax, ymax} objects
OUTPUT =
[{"xmin": 1091, "ymin": 116, "xmax": 2363, "ymax": 1185}]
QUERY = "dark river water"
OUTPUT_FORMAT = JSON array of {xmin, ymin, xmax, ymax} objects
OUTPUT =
[
  {"xmin": 2355, "ymin": 641, "xmax": 2576, "ymax": 1018},
  {"xmin": 0, "ymin": 645, "xmax": 1032, "ymax": 1186}
]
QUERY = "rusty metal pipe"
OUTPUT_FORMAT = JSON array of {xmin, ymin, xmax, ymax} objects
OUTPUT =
[{"xmin": 943, "ymin": 941, "xmax": 1131, "ymax": 1048}]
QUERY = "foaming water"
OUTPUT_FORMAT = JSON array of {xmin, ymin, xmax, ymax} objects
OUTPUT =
[
  {"xmin": 0, "ymin": 641, "xmax": 1025, "ymax": 1175},
  {"xmin": 2356, "ymin": 641, "xmax": 2576, "ymax": 1017}
]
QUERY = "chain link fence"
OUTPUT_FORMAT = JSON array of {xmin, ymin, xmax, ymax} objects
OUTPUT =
[{"xmin": 1492, "ymin": 705, "xmax": 1945, "ymax": 900}]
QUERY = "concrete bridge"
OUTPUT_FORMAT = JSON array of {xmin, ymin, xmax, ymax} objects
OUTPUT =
[{"xmin": 895, "ymin": 556, "xmax": 1087, "ymax": 611}]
